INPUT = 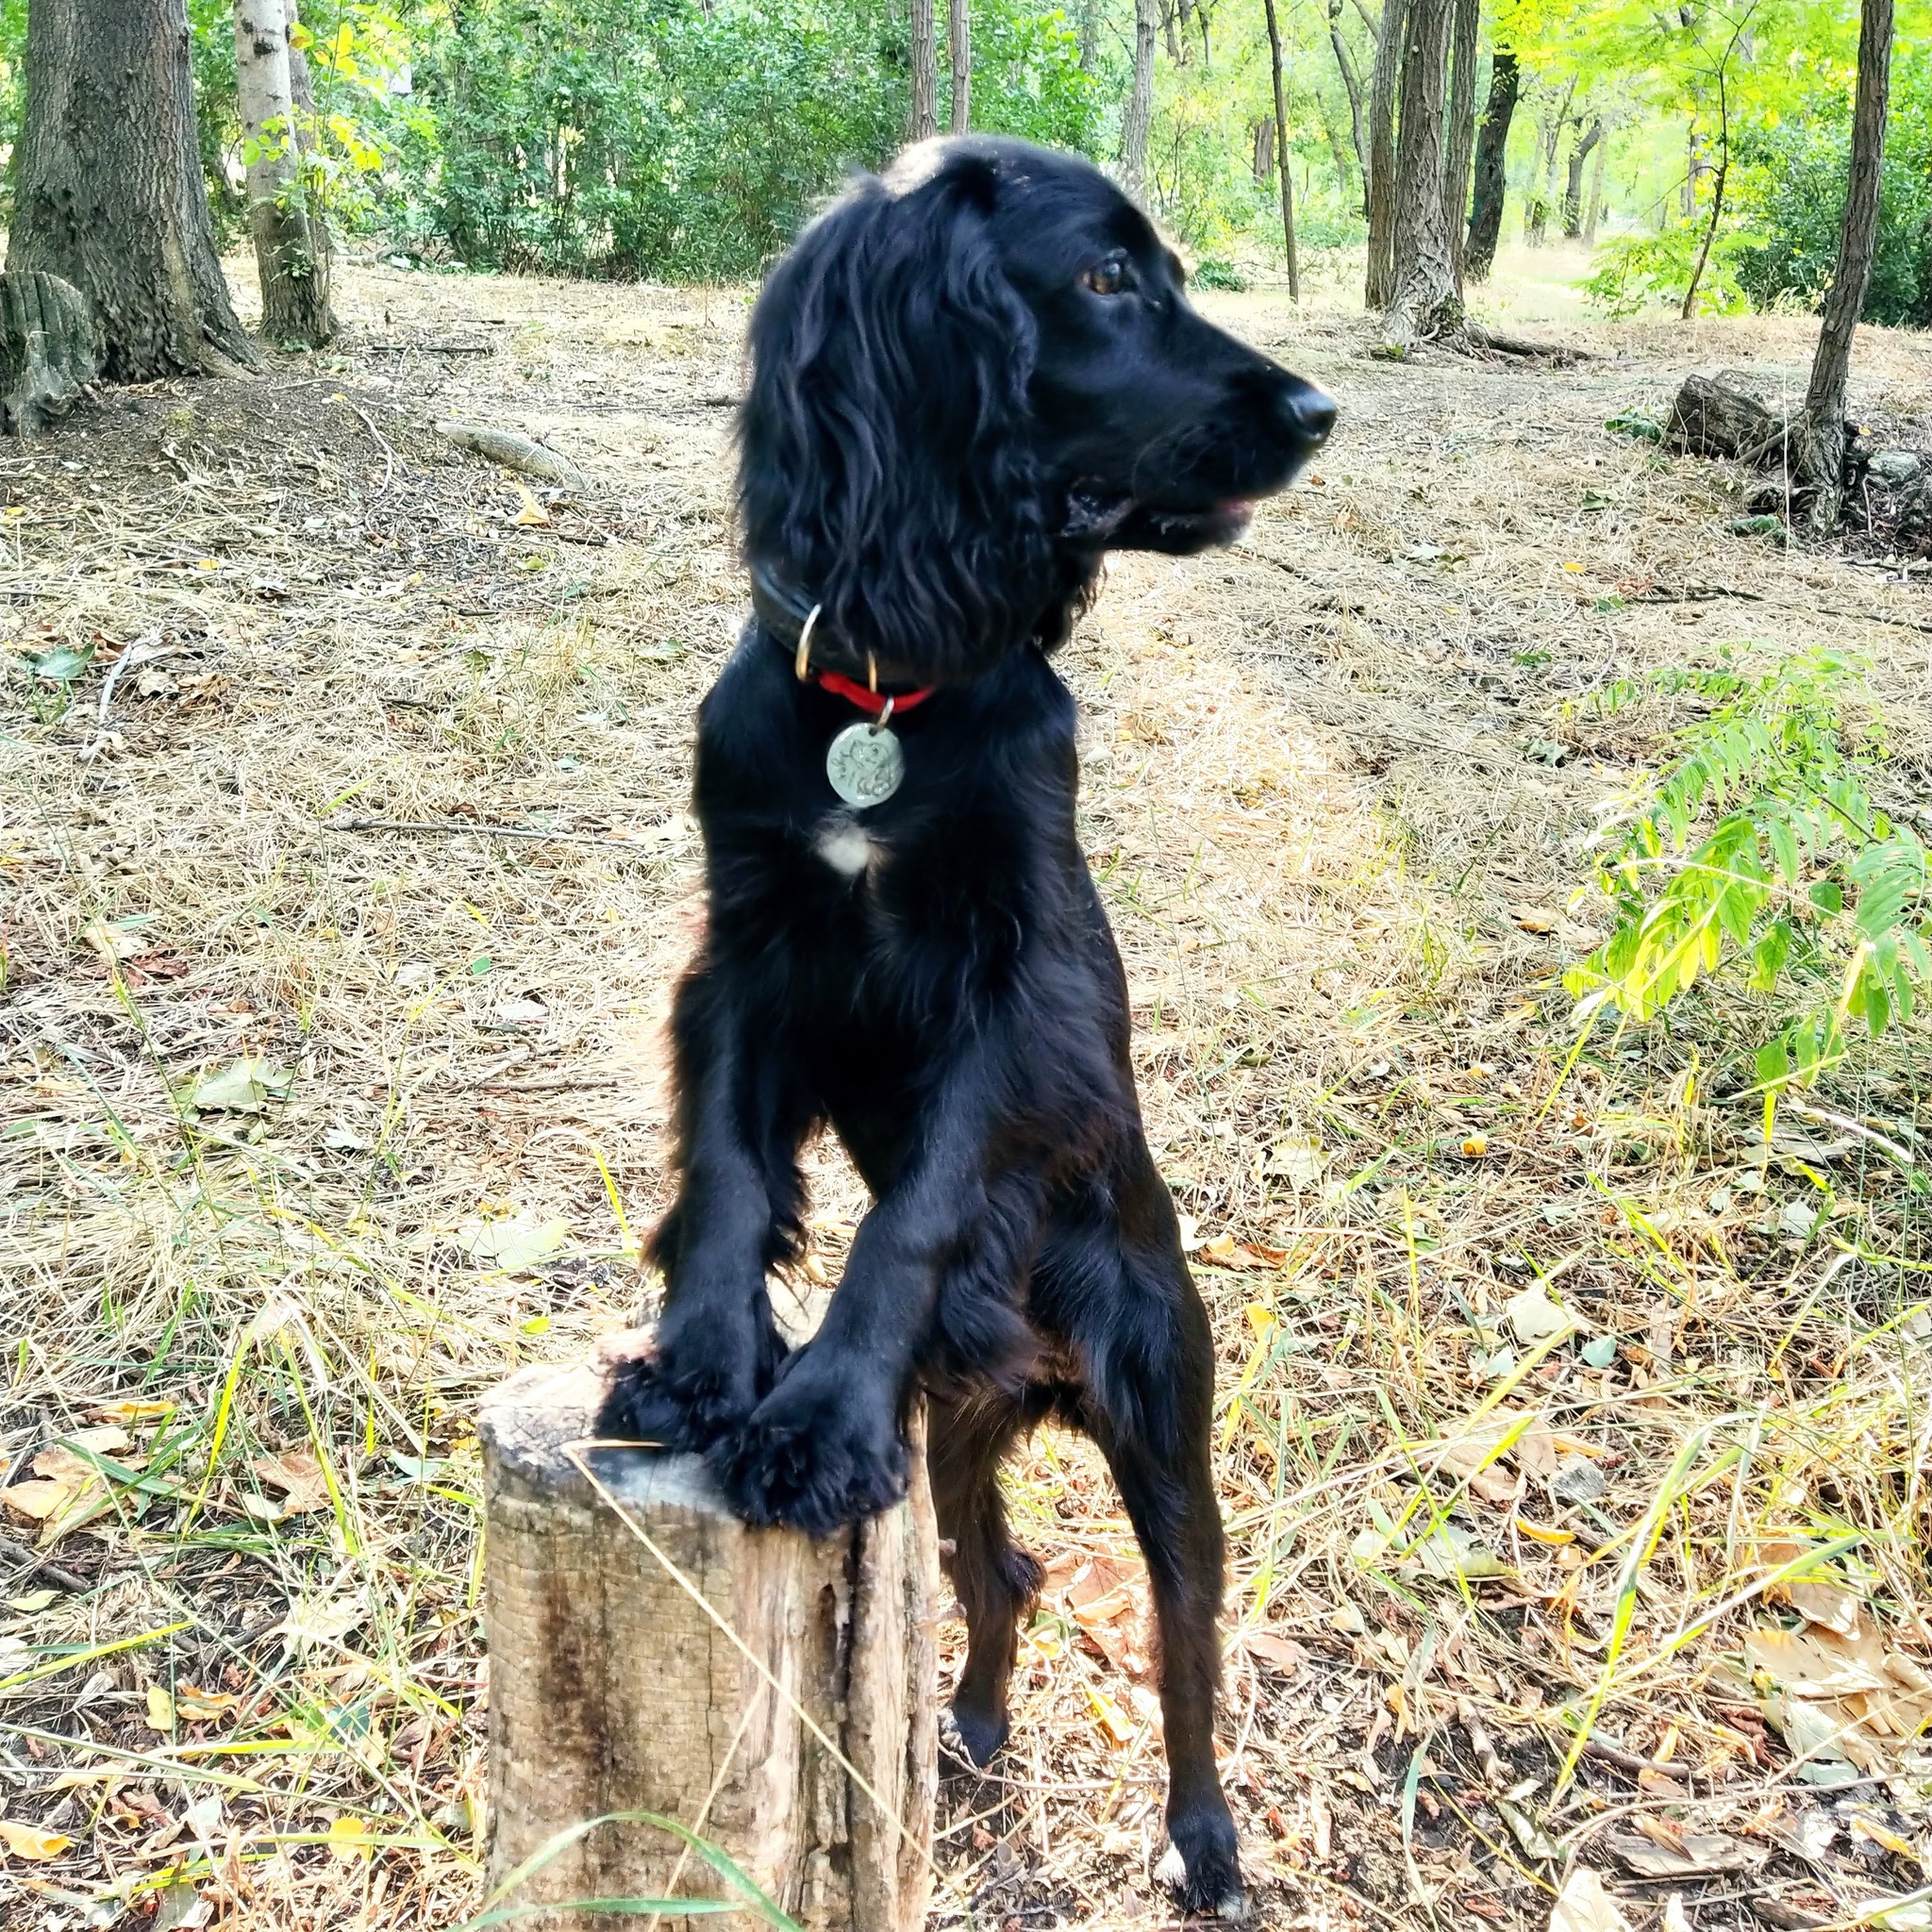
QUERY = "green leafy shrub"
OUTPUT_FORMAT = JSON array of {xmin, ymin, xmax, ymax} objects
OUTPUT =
[
  {"xmin": 1192, "ymin": 257, "xmax": 1247, "ymax": 290},
  {"xmin": 1567, "ymin": 650, "xmax": 1930, "ymax": 1091},
  {"xmin": 1580, "ymin": 225, "xmax": 1753, "ymax": 319},
  {"xmin": 1733, "ymin": 53, "xmax": 1932, "ymax": 327}
]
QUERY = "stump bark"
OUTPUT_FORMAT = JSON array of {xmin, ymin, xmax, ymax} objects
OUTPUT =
[
  {"xmin": 0, "ymin": 272, "xmax": 103, "ymax": 437},
  {"xmin": 480, "ymin": 1343, "xmax": 939, "ymax": 1932},
  {"xmin": 1664, "ymin": 373, "xmax": 1789, "ymax": 463}
]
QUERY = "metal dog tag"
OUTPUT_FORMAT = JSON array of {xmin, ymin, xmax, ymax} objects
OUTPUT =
[{"xmin": 825, "ymin": 722, "xmax": 904, "ymax": 808}]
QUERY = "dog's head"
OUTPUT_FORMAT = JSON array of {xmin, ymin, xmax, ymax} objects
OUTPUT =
[{"xmin": 739, "ymin": 137, "xmax": 1335, "ymax": 685}]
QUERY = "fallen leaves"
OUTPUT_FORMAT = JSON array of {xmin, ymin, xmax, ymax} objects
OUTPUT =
[
  {"xmin": 2, "ymin": 1426, "xmax": 132, "ymax": 1545},
  {"xmin": 0, "ymin": 1818, "xmax": 74, "ymax": 1862},
  {"xmin": 1549, "ymin": 1865, "xmax": 1632, "ymax": 1932},
  {"xmin": 453, "ymin": 1209, "xmax": 570, "ymax": 1273},
  {"xmin": 189, "ymin": 1057, "xmax": 294, "ymax": 1117},
  {"xmin": 246, "ymin": 1448, "xmax": 333, "ymax": 1521},
  {"xmin": 1740, "ymin": 1608, "xmax": 1932, "ymax": 1780},
  {"xmin": 1506, "ymin": 1281, "xmax": 1575, "ymax": 1344}
]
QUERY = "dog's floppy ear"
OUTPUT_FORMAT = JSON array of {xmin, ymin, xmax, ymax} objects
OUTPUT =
[{"xmin": 738, "ymin": 151, "xmax": 1067, "ymax": 683}]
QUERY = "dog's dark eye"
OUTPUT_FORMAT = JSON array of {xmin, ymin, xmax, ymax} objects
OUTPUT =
[{"xmin": 1079, "ymin": 263, "xmax": 1125, "ymax": 297}]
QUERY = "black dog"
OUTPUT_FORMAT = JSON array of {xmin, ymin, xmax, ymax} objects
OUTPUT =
[{"xmin": 603, "ymin": 137, "xmax": 1333, "ymax": 1916}]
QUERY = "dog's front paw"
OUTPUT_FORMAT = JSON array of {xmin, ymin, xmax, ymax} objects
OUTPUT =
[
  {"xmin": 1155, "ymin": 1804, "xmax": 1246, "ymax": 1921},
  {"xmin": 711, "ymin": 1357, "xmax": 907, "ymax": 1535},
  {"xmin": 597, "ymin": 1350, "xmax": 756, "ymax": 1455}
]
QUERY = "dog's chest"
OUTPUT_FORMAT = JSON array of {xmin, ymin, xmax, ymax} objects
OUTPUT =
[{"xmin": 812, "ymin": 814, "xmax": 877, "ymax": 877}]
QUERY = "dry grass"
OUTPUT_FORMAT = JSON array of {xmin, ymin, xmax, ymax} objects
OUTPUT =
[{"xmin": 3, "ymin": 256, "xmax": 1931, "ymax": 1932}]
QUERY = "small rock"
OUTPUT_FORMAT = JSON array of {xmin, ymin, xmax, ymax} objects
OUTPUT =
[
  {"xmin": 1552, "ymin": 1455, "xmax": 1607, "ymax": 1505},
  {"xmin": 1867, "ymin": 448, "xmax": 1923, "ymax": 486}
]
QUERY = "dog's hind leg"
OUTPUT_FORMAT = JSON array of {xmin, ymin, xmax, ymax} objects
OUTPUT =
[
  {"xmin": 600, "ymin": 974, "xmax": 812, "ymax": 1454},
  {"xmin": 1041, "ymin": 1166, "xmax": 1246, "ymax": 1920},
  {"xmin": 926, "ymin": 1383, "xmax": 1044, "ymax": 1770}
]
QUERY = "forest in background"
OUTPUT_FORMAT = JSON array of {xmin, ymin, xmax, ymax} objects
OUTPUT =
[{"xmin": 0, "ymin": 0, "xmax": 1927, "ymax": 321}]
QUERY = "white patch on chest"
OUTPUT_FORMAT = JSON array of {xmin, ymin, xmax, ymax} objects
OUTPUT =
[{"xmin": 814, "ymin": 817, "xmax": 876, "ymax": 877}]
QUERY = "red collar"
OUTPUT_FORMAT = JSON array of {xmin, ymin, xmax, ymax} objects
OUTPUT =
[{"xmin": 813, "ymin": 668, "xmax": 936, "ymax": 716}]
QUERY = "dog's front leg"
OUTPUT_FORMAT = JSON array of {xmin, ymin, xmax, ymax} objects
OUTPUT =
[
  {"xmin": 713, "ymin": 1043, "xmax": 1016, "ymax": 1536},
  {"xmin": 600, "ymin": 980, "xmax": 800, "ymax": 1453}
]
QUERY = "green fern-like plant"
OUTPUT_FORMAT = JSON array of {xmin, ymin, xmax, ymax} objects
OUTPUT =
[{"xmin": 1566, "ymin": 649, "xmax": 1931, "ymax": 1088}]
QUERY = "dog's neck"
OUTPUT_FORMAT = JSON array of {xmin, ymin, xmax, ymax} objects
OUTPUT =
[
  {"xmin": 748, "ymin": 558, "xmax": 1092, "ymax": 691},
  {"xmin": 748, "ymin": 564, "xmax": 924, "ymax": 690}
]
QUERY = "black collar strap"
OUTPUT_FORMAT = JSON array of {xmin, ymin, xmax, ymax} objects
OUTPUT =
[{"xmin": 750, "ymin": 563, "xmax": 929, "ymax": 690}]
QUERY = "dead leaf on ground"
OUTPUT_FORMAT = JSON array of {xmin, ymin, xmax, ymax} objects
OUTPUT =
[
  {"xmin": 0, "ymin": 1818, "xmax": 75, "ymax": 1862},
  {"xmin": 1239, "ymin": 1631, "xmax": 1307, "ymax": 1676},
  {"xmin": 175, "ymin": 1685, "xmax": 241, "ymax": 1724},
  {"xmin": 1607, "ymin": 1829, "xmax": 1767, "ymax": 1878},
  {"xmin": 1549, "ymin": 1865, "xmax": 1631, "ymax": 1932},
  {"xmin": 1506, "ymin": 1282, "xmax": 1574, "ymax": 1344},
  {"xmin": 249, "ymin": 1448, "xmax": 332, "ymax": 1516}
]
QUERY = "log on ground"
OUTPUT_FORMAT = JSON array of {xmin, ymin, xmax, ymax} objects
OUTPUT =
[
  {"xmin": 0, "ymin": 272, "xmax": 104, "ymax": 437},
  {"xmin": 435, "ymin": 419, "xmax": 590, "ymax": 493},
  {"xmin": 480, "ymin": 1341, "xmax": 939, "ymax": 1932},
  {"xmin": 1665, "ymin": 373, "xmax": 1789, "ymax": 463}
]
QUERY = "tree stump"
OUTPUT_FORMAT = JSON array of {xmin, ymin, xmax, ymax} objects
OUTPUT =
[
  {"xmin": 0, "ymin": 272, "xmax": 104, "ymax": 437},
  {"xmin": 1664, "ymin": 373, "xmax": 1788, "ymax": 463},
  {"xmin": 479, "ymin": 1341, "xmax": 939, "ymax": 1932}
]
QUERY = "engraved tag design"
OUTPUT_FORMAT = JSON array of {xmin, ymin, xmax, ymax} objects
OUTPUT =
[{"xmin": 824, "ymin": 722, "xmax": 905, "ymax": 808}]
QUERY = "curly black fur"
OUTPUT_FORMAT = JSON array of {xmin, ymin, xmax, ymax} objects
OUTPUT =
[{"xmin": 600, "ymin": 136, "xmax": 1334, "ymax": 1918}]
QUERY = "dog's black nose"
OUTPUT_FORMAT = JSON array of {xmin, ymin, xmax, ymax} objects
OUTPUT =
[{"xmin": 1280, "ymin": 381, "xmax": 1337, "ymax": 451}]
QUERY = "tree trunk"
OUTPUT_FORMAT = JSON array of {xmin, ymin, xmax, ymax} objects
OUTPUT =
[
  {"xmin": 908, "ymin": 0, "xmax": 939, "ymax": 140},
  {"xmin": 1464, "ymin": 47, "xmax": 1517, "ymax": 281},
  {"xmin": 1794, "ymin": 0, "xmax": 1895, "ymax": 525},
  {"xmin": 1582, "ymin": 125, "xmax": 1609, "ymax": 246},
  {"xmin": 1363, "ymin": 0, "xmax": 1408, "ymax": 306},
  {"xmin": 1441, "ymin": 0, "xmax": 1479, "ymax": 289},
  {"xmin": 1263, "ymin": 0, "xmax": 1301, "ymax": 300},
  {"xmin": 1524, "ymin": 80, "xmax": 1574, "ymax": 246},
  {"xmin": 1315, "ymin": 91, "xmax": 1357, "ymax": 209},
  {"xmin": 1381, "ymin": 0, "xmax": 1457, "ymax": 348},
  {"xmin": 480, "ymin": 1348, "xmax": 939, "ymax": 1932},
  {"xmin": 10, "ymin": 0, "xmax": 259, "ymax": 382},
  {"xmin": 1122, "ymin": 0, "xmax": 1158, "ymax": 200},
  {"xmin": 1076, "ymin": 0, "xmax": 1101, "ymax": 70},
  {"xmin": 1563, "ymin": 115, "xmax": 1603, "ymax": 238},
  {"xmin": 0, "ymin": 271, "xmax": 104, "ymax": 436},
  {"xmin": 947, "ymin": 0, "xmax": 970, "ymax": 133},
  {"xmin": 1253, "ymin": 115, "xmax": 1275, "ymax": 188},
  {"xmin": 234, "ymin": 0, "xmax": 332, "ymax": 347},
  {"xmin": 1326, "ymin": 0, "xmax": 1371, "ymax": 215}
]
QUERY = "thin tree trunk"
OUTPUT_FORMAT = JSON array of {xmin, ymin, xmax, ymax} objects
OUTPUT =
[
  {"xmin": 909, "ymin": 0, "xmax": 939, "ymax": 139},
  {"xmin": 1464, "ymin": 47, "xmax": 1517, "ymax": 281},
  {"xmin": 1263, "ymin": 0, "xmax": 1301, "ymax": 300},
  {"xmin": 1076, "ymin": 0, "xmax": 1101, "ymax": 70},
  {"xmin": 1563, "ymin": 115, "xmax": 1603, "ymax": 238},
  {"xmin": 1122, "ymin": 0, "xmax": 1158, "ymax": 199},
  {"xmin": 1582, "ymin": 125, "xmax": 1609, "ymax": 246},
  {"xmin": 11, "ymin": 0, "xmax": 259, "ymax": 381},
  {"xmin": 1326, "ymin": 0, "xmax": 1371, "ymax": 214},
  {"xmin": 1363, "ymin": 0, "xmax": 1408, "ymax": 306},
  {"xmin": 1253, "ymin": 116, "xmax": 1275, "ymax": 188},
  {"xmin": 234, "ymin": 0, "xmax": 332, "ymax": 346},
  {"xmin": 947, "ymin": 0, "xmax": 970, "ymax": 132},
  {"xmin": 1795, "ymin": 0, "xmax": 1895, "ymax": 524},
  {"xmin": 1441, "ymin": 0, "xmax": 1479, "ymax": 288},
  {"xmin": 1315, "ymin": 90, "xmax": 1356, "ymax": 208},
  {"xmin": 1382, "ymin": 0, "xmax": 1457, "ymax": 348},
  {"xmin": 1162, "ymin": 0, "xmax": 1183, "ymax": 63}
]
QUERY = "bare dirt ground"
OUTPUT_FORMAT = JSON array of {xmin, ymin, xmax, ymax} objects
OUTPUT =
[{"xmin": 5, "ymin": 256, "xmax": 1932, "ymax": 1932}]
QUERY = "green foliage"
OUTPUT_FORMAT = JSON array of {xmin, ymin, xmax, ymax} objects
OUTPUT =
[
  {"xmin": 1733, "ymin": 52, "xmax": 1932, "ymax": 327},
  {"xmin": 1580, "ymin": 224, "xmax": 1753, "ymax": 318},
  {"xmin": 1567, "ymin": 651, "xmax": 1931, "ymax": 1091},
  {"xmin": 410, "ymin": 0, "xmax": 1091, "ymax": 280}
]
